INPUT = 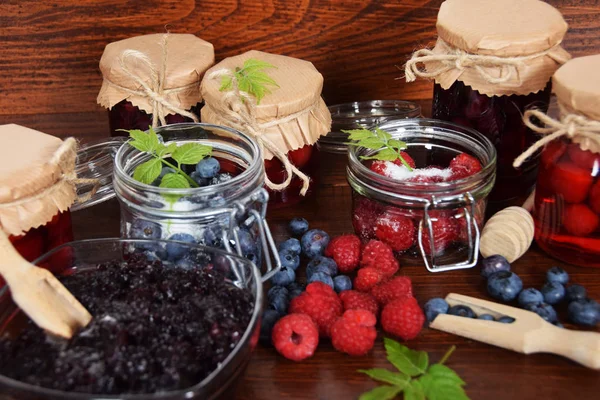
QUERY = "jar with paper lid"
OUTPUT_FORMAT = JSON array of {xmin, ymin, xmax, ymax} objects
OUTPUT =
[
  {"xmin": 200, "ymin": 50, "xmax": 332, "ymax": 207},
  {"xmin": 97, "ymin": 33, "xmax": 215, "ymax": 137},
  {"xmin": 515, "ymin": 55, "xmax": 600, "ymax": 267},
  {"xmin": 405, "ymin": 0, "xmax": 570, "ymax": 214}
]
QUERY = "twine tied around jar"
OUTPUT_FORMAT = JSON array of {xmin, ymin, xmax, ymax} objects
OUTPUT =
[
  {"xmin": 513, "ymin": 110, "xmax": 600, "ymax": 168},
  {"xmin": 205, "ymin": 69, "xmax": 314, "ymax": 195},
  {"xmin": 103, "ymin": 34, "xmax": 200, "ymax": 128}
]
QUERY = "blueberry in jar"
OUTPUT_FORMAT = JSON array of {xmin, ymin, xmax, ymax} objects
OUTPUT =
[
  {"xmin": 130, "ymin": 219, "xmax": 162, "ymax": 240},
  {"xmin": 165, "ymin": 233, "xmax": 196, "ymax": 260},
  {"xmin": 196, "ymin": 157, "xmax": 221, "ymax": 179},
  {"xmin": 190, "ymin": 171, "xmax": 210, "ymax": 186},
  {"xmin": 202, "ymin": 224, "xmax": 224, "ymax": 249},
  {"xmin": 210, "ymin": 172, "xmax": 233, "ymax": 185}
]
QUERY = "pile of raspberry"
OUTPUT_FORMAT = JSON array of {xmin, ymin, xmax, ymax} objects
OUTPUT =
[{"xmin": 269, "ymin": 236, "xmax": 425, "ymax": 362}]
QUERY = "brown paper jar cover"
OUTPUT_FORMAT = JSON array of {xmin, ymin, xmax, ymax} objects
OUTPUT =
[
  {"xmin": 0, "ymin": 124, "xmax": 77, "ymax": 236},
  {"xmin": 426, "ymin": 0, "xmax": 570, "ymax": 96},
  {"xmin": 200, "ymin": 50, "xmax": 332, "ymax": 160},
  {"xmin": 97, "ymin": 33, "xmax": 215, "ymax": 115}
]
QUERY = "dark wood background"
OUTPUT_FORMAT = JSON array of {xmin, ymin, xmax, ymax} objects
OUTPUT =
[{"xmin": 1, "ymin": 0, "xmax": 599, "ymax": 141}]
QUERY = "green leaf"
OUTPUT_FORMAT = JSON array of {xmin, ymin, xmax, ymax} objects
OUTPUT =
[
  {"xmin": 404, "ymin": 380, "xmax": 426, "ymax": 400},
  {"xmin": 358, "ymin": 385, "xmax": 403, "ymax": 400},
  {"xmin": 375, "ymin": 127, "xmax": 392, "ymax": 141},
  {"xmin": 418, "ymin": 374, "xmax": 470, "ymax": 400},
  {"xmin": 156, "ymin": 143, "xmax": 178, "ymax": 158},
  {"xmin": 172, "ymin": 143, "xmax": 212, "ymax": 165},
  {"xmin": 219, "ymin": 75, "xmax": 233, "ymax": 91},
  {"xmin": 159, "ymin": 173, "xmax": 190, "ymax": 189},
  {"xmin": 358, "ymin": 369, "xmax": 409, "ymax": 387},
  {"xmin": 241, "ymin": 58, "xmax": 277, "ymax": 73},
  {"xmin": 342, "ymin": 128, "xmax": 373, "ymax": 141},
  {"xmin": 427, "ymin": 364, "xmax": 466, "ymax": 387},
  {"xmin": 366, "ymin": 148, "xmax": 398, "ymax": 161},
  {"xmin": 146, "ymin": 127, "xmax": 161, "ymax": 152},
  {"xmin": 125, "ymin": 128, "xmax": 160, "ymax": 153},
  {"xmin": 388, "ymin": 139, "xmax": 407, "ymax": 150},
  {"xmin": 384, "ymin": 338, "xmax": 428, "ymax": 377},
  {"xmin": 358, "ymin": 137, "xmax": 385, "ymax": 150},
  {"xmin": 133, "ymin": 158, "xmax": 162, "ymax": 185},
  {"xmin": 230, "ymin": 58, "xmax": 279, "ymax": 104}
]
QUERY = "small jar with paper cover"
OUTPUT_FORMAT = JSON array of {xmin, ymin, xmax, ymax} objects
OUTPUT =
[
  {"xmin": 405, "ymin": 0, "xmax": 570, "ymax": 213},
  {"xmin": 200, "ymin": 50, "xmax": 332, "ymax": 207},
  {"xmin": 98, "ymin": 33, "xmax": 215, "ymax": 136},
  {"xmin": 514, "ymin": 55, "xmax": 600, "ymax": 267}
]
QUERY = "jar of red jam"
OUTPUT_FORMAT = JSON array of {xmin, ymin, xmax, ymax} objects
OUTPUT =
[
  {"xmin": 347, "ymin": 119, "xmax": 496, "ymax": 272},
  {"xmin": 405, "ymin": 0, "xmax": 570, "ymax": 214},
  {"xmin": 97, "ymin": 33, "xmax": 215, "ymax": 137},
  {"xmin": 518, "ymin": 55, "xmax": 600, "ymax": 267},
  {"xmin": 200, "ymin": 50, "xmax": 332, "ymax": 208}
]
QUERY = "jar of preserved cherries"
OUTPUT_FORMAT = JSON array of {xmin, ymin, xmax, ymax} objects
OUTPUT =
[
  {"xmin": 405, "ymin": 0, "xmax": 570, "ymax": 214},
  {"xmin": 97, "ymin": 33, "xmax": 215, "ymax": 136},
  {"xmin": 200, "ymin": 50, "xmax": 332, "ymax": 208},
  {"xmin": 515, "ymin": 55, "xmax": 600, "ymax": 267}
]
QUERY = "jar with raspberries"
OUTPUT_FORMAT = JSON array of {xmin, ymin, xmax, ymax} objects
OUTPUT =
[
  {"xmin": 347, "ymin": 119, "xmax": 496, "ymax": 272},
  {"xmin": 405, "ymin": 0, "xmax": 570, "ymax": 213}
]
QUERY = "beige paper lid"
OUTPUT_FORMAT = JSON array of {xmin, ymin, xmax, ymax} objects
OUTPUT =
[
  {"xmin": 200, "ymin": 50, "xmax": 332, "ymax": 159},
  {"xmin": 553, "ymin": 55, "xmax": 600, "ymax": 121},
  {"xmin": 0, "ymin": 125, "xmax": 78, "ymax": 236},
  {"xmin": 97, "ymin": 33, "xmax": 215, "ymax": 115}
]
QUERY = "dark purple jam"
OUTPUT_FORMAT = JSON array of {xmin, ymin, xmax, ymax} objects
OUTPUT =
[{"xmin": 0, "ymin": 255, "xmax": 254, "ymax": 395}]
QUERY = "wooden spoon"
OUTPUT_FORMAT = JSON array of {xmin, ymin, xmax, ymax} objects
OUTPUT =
[{"xmin": 0, "ymin": 230, "xmax": 91, "ymax": 339}]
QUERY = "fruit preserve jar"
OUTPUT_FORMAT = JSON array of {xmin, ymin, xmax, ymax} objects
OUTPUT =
[
  {"xmin": 405, "ymin": 0, "xmax": 570, "ymax": 213},
  {"xmin": 97, "ymin": 33, "xmax": 215, "ymax": 137},
  {"xmin": 347, "ymin": 119, "xmax": 496, "ymax": 272},
  {"xmin": 113, "ymin": 123, "xmax": 280, "ymax": 280}
]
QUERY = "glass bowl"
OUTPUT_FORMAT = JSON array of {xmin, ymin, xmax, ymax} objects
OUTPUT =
[{"xmin": 0, "ymin": 238, "xmax": 263, "ymax": 400}]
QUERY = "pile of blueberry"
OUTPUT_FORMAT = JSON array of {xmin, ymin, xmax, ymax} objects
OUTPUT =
[
  {"xmin": 424, "ymin": 255, "xmax": 600, "ymax": 327},
  {"xmin": 151, "ymin": 157, "xmax": 233, "ymax": 188}
]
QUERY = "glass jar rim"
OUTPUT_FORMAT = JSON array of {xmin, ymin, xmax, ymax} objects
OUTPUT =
[{"xmin": 328, "ymin": 100, "xmax": 421, "ymax": 120}]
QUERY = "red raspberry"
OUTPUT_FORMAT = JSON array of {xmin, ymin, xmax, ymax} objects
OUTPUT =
[
  {"xmin": 370, "ymin": 160, "xmax": 389, "ymax": 176},
  {"xmin": 419, "ymin": 214, "xmax": 458, "ymax": 256},
  {"xmin": 361, "ymin": 240, "xmax": 400, "ymax": 277},
  {"xmin": 353, "ymin": 197, "xmax": 384, "ymax": 240},
  {"xmin": 590, "ymin": 181, "xmax": 600, "ymax": 214},
  {"xmin": 567, "ymin": 144, "xmax": 599, "ymax": 170},
  {"xmin": 339, "ymin": 290, "xmax": 380, "ymax": 317},
  {"xmin": 271, "ymin": 313, "xmax": 319, "ymax": 361},
  {"xmin": 381, "ymin": 297, "xmax": 425, "ymax": 340},
  {"xmin": 541, "ymin": 140, "xmax": 568, "ymax": 168},
  {"xmin": 450, "ymin": 153, "xmax": 482, "ymax": 180},
  {"xmin": 375, "ymin": 212, "xmax": 415, "ymax": 251},
  {"xmin": 289, "ymin": 285, "xmax": 343, "ymax": 337},
  {"xmin": 550, "ymin": 162, "xmax": 593, "ymax": 203},
  {"xmin": 563, "ymin": 204, "xmax": 599, "ymax": 236},
  {"xmin": 330, "ymin": 309, "xmax": 377, "ymax": 356},
  {"xmin": 305, "ymin": 281, "xmax": 339, "ymax": 299},
  {"xmin": 288, "ymin": 145, "xmax": 313, "ymax": 169},
  {"xmin": 325, "ymin": 234, "xmax": 361, "ymax": 273},
  {"xmin": 354, "ymin": 267, "xmax": 385, "ymax": 292},
  {"xmin": 371, "ymin": 276, "xmax": 413, "ymax": 305},
  {"xmin": 393, "ymin": 152, "xmax": 416, "ymax": 169}
]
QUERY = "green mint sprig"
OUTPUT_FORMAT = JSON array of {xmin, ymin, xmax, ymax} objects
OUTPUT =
[
  {"xmin": 219, "ymin": 58, "xmax": 279, "ymax": 104},
  {"xmin": 344, "ymin": 127, "xmax": 413, "ymax": 171},
  {"xmin": 120, "ymin": 128, "xmax": 212, "ymax": 189},
  {"xmin": 358, "ymin": 338, "xmax": 469, "ymax": 400}
]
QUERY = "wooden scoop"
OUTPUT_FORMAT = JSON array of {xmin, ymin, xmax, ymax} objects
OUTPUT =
[{"xmin": 0, "ymin": 230, "xmax": 91, "ymax": 338}]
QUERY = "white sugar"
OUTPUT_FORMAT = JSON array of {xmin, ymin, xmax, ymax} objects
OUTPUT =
[{"xmin": 383, "ymin": 161, "xmax": 453, "ymax": 182}]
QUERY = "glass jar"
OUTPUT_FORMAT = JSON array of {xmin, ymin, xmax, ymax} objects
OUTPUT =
[
  {"xmin": 347, "ymin": 119, "xmax": 496, "ymax": 272},
  {"xmin": 432, "ymin": 77, "xmax": 552, "ymax": 214},
  {"xmin": 113, "ymin": 123, "xmax": 280, "ymax": 278}
]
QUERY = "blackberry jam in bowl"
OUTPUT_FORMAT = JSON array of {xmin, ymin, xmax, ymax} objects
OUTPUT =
[{"xmin": 0, "ymin": 238, "xmax": 262, "ymax": 400}]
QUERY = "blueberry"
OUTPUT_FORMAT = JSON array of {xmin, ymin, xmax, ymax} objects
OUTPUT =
[
  {"xmin": 279, "ymin": 249, "xmax": 300, "ymax": 271},
  {"xmin": 289, "ymin": 218, "xmax": 309, "ymax": 236},
  {"xmin": 210, "ymin": 173, "xmax": 233, "ymax": 185},
  {"xmin": 286, "ymin": 282, "xmax": 305, "ymax": 300},
  {"xmin": 306, "ymin": 256, "xmax": 338, "ymax": 278},
  {"xmin": 268, "ymin": 286, "xmax": 290, "ymax": 315},
  {"xmin": 524, "ymin": 302, "xmax": 558, "ymax": 323},
  {"xmin": 480, "ymin": 255, "xmax": 511, "ymax": 279},
  {"xmin": 448, "ymin": 305, "xmax": 476, "ymax": 318},
  {"xmin": 308, "ymin": 272, "xmax": 334, "ymax": 289},
  {"xmin": 566, "ymin": 284, "xmax": 587, "ymax": 302},
  {"xmin": 152, "ymin": 167, "xmax": 176, "ymax": 186},
  {"xmin": 423, "ymin": 298, "xmax": 449, "ymax": 322},
  {"xmin": 546, "ymin": 266, "xmax": 569, "ymax": 285},
  {"xmin": 541, "ymin": 281, "xmax": 565, "ymax": 305},
  {"xmin": 478, "ymin": 314, "xmax": 495, "ymax": 321},
  {"xmin": 259, "ymin": 309, "xmax": 281, "ymax": 343},
  {"xmin": 196, "ymin": 157, "xmax": 220, "ymax": 179},
  {"xmin": 190, "ymin": 171, "xmax": 209, "ymax": 186},
  {"xmin": 487, "ymin": 271, "xmax": 523, "ymax": 302},
  {"xmin": 202, "ymin": 225, "xmax": 224, "ymax": 248},
  {"xmin": 271, "ymin": 266, "xmax": 295, "ymax": 286},
  {"xmin": 267, "ymin": 285, "xmax": 289, "ymax": 303},
  {"xmin": 165, "ymin": 233, "xmax": 196, "ymax": 261},
  {"xmin": 279, "ymin": 238, "xmax": 301, "ymax": 256},
  {"xmin": 130, "ymin": 219, "xmax": 162, "ymax": 240},
  {"xmin": 175, "ymin": 256, "xmax": 196, "ymax": 269},
  {"xmin": 568, "ymin": 299, "xmax": 600, "ymax": 326},
  {"xmin": 518, "ymin": 288, "xmax": 544, "ymax": 307},
  {"xmin": 333, "ymin": 275, "xmax": 352, "ymax": 293},
  {"xmin": 301, "ymin": 229, "xmax": 330, "ymax": 258},
  {"xmin": 236, "ymin": 229, "xmax": 260, "ymax": 265},
  {"xmin": 497, "ymin": 316, "xmax": 515, "ymax": 324}
]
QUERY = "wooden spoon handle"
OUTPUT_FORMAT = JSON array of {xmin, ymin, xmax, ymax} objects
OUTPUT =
[{"xmin": 531, "ymin": 325, "xmax": 600, "ymax": 369}]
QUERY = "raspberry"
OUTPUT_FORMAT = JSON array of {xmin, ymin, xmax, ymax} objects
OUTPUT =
[
  {"xmin": 550, "ymin": 162, "xmax": 593, "ymax": 203},
  {"xmin": 371, "ymin": 276, "xmax": 413, "ymax": 305},
  {"xmin": 288, "ymin": 145, "xmax": 313, "ymax": 169},
  {"xmin": 374, "ymin": 212, "xmax": 415, "ymax": 251},
  {"xmin": 339, "ymin": 290, "xmax": 379, "ymax": 316},
  {"xmin": 420, "ymin": 214, "xmax": 458, "ymax": 256},
  {"xmin": 325, "ymin": 234, "xmax": 361, "ymax": 273},
  {"xmin": 370, "ymin": 160, "xmax": 389, "ymax": 176},
  {"xmin": 354, "ymin": 267, "xmax": 385, "ymax": 292},
  {"xmin": 563, "ymin": 204, "xmax": 599, "ymax": 236},
  {"xmin": 289, "ymin": 285, "xmax": 343, "ymax": 337},
  {"xmin": 381, "ymin": 297, "xmax": 425, "ymax": 340},
  {"xmin": 360, "ymin": 240, "xmax": 400, "ymax": 277},
  {"xmin": 353, "ymin": 197, "xmax": 384, "ymax": 240},
  {"xmin": 567, "ymin": 144, "xmax": 599, "ymax": 170},
  {"xmin": 541, "ymin": 140, "xmax": 567, "ymax": 168},
  {"xmin": 393, "ymin": 152, "xmax": 416, "ymax": 169},
  {"xmin": 450, "ymin": 153, "xmax": 482, "ymax": 180},
  {"xmin": 271, "ymin": 314, "xmax": 319, "ymax": 361},
  {"xmin": 330, "ymin": 310, "xmax": 377, "ymax": 356},
  {"xmin": 590, "ymin": 181, "xmax": 600, "ymax": 214}
]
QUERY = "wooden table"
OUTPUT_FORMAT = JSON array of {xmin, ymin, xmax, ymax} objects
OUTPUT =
[{"xmin": 71, "ymin": 148, "xmax": 600, "ymax": 400}]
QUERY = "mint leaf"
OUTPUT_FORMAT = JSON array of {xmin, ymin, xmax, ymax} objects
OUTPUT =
[
  {"xmin": 418, "ymin": 374, "xmax": 469, "ymax": 400},
  {"xmin": 342, "ymin": 128, "xmax": 373, "ymax": 141},
  {"xmin": 358, "ymin": 385, "xmax": 403, "ymax": 400},
  {"xmin": 388, "ymin": 139, "xmax": 407, "ymax": 150},
  {"xmin": 358, "ymin": 137, "xmax": 386, "ymax": 150},
  {"xmin": 358, "ymin": 369, "xmax": 409, "ymax": 387},
  {"xmin": 404, "ymin": 379, "xmax": 426, "ymax": 400},
  {"xmin": 384, "ymin": 338, "xmax": 428, "ymax": 377},
  {"xmin": 375, "ymin": 127, "xmax": 392, "ymax": 140},
  {"xmin": 133, "ymin": 159, "xmax": 162, "ymax": 185},
  {"xmin": 146, "ymin": 127, "xmax": 161, "ymax": 152},
  {"xmin": 159, "ymin": 173, "xmax": 190, "ymax": 189},
  {"xmin": 362, "ymin": 148, "xmax": 398, "ymax": 162},
  {"xmin": 224, "ymin": 58, "xmax": 278, "ymax": 104},
  {"xmin": 241, "ymin": 58, "xmax": 277, "ymax": 73},
  {"xmin": 156, "ymin": 143, "xmax": 178, "ymax": 158},
  {"xmin": 172, "ymin": 143, "xmax": 212, "ymax": 165},
  {"xmin": 220, "ymin": 75, "xmax": 233, "ymax": 91},
  {"xmin": 427, "ymin": 364, "xmax": 466, "ymax": 386},
  {"xmin": 346, "ymin": 127, "xmax": 413, "ymax": 172}
]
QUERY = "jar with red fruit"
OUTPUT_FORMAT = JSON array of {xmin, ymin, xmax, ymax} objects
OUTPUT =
[
  {"xmin": 347, "ymin": 119, "xmax": 496, "ymax": 272},
  {"xmin": 200, "ymin": 50, "xmax": 332, "ymax": 207},
  {"xmin": 405, "ymin": 0, "xmax": 570, "ymax": 214},
  {"xmin": 514, "ymin": 55, "xmax": 600, "ymax": 267},
  {"xmin": 98, "ymin": 33, "xmax": 215, "ymax": 137}
]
